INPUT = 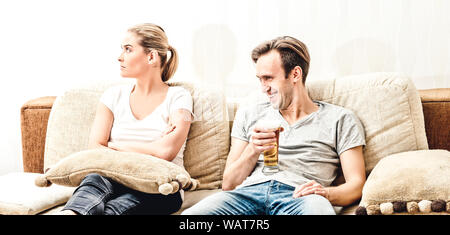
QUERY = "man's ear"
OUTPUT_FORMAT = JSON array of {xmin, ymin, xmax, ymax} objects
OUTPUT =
[{"xmin": 291, "ymin": 66, "xmax": 303, "ymax": 83}]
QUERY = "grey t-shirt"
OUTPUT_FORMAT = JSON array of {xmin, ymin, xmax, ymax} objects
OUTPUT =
[{"xmin": 231, "ymin": 100, "xmax": 366, "ymax": 188}]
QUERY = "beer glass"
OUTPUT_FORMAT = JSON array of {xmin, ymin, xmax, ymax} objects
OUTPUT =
[{"xmin": 256, "ymin": 120, "xmax": 281, "ymax": 174}]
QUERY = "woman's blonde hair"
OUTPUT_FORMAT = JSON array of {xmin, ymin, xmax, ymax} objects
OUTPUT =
[{"xmin": 128, "ymin": 23, "xmax": 178, "ymax": 82}]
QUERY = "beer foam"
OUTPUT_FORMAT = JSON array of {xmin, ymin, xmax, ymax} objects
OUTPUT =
[{"xmin": 255, "ymin": 119, "xmax": 281, "ymax": 129}]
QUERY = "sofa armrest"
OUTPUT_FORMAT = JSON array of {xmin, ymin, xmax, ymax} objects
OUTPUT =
[
  {"xmin": 20, "ymin": 96, "xmax": 56, "ymax": 173},
  {"xmin": 418, "ymin": 88, "xmax": 450, "ymax": 151}
]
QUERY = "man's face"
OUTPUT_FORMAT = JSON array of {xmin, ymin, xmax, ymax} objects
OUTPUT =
[{"xmin": 255, "ymin": 50, "xmax": 293, "ymax": 110}]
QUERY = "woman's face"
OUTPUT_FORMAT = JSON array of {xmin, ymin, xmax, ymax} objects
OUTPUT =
[{"xmin": 118, "ymin": 32, "xmax": 150, "ymax": 78}]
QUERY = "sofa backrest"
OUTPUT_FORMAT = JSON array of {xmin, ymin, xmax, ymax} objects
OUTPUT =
[
  {"xmin": 43, "ymin": 72, "xmax": 428, "ymax": 188},
  {"xmin": 229, "ymin": 72, "xmax": 428, "ymax": 175},
  {"xmin": 43, "ymin": 81, "xmax": 230, "ymax": 190}
]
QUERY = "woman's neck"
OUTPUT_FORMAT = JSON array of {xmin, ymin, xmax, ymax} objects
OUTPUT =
[{"xmin": 133, "ymin": 72, "xmax": 167, "ymax": 96}]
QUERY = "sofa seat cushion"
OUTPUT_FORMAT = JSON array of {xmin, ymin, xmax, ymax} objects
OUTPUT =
[
  {"xmin": 0, "ymin": 172, "xmax": 75, "ymax": 215},
  {"xmin": 172, "ymin": 189, "xmax": 222, "ymax": 215},
  {"xmin": 356, "ymin": 150, "xmax": 450, "ymax": 215},
  {"xmin": 39, "ymin": 188, "xmax": 222, "ymax": 215}
]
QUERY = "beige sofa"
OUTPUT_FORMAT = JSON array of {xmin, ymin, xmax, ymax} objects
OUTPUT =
[{"xmin": 1, "ymin": 72, "xmax": 449, "ymax": 215}]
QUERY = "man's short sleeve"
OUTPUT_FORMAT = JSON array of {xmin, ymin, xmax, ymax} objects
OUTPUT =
[
  {"xmin": 231, "ymin": 107, "xmax": 250, "ymax": 142},
  {"xmin": 336, "ymin": 111, "xmax": 366, "ymax": 156}
]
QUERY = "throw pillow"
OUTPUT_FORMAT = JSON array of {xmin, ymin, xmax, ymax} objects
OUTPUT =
[
  {"xmin": 35, "ymin": 148, "xmax": 200, "ymax": 195},
  {"xmin": 356, "ymin": 150, "xmax": 450, "ymax": 215}
]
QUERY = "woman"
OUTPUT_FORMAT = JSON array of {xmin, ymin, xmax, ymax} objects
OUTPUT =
[{"xmin": 58, "ymin": 23, "xmax": 193, "ymax": 215}]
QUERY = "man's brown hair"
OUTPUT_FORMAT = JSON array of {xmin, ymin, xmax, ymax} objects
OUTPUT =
[{"xmin": 251, "ymin": 36, "xmax": 310, "ymax": 84}]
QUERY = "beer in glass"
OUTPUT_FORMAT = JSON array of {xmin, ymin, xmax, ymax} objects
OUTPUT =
[{"xmin": 256, "ymin": 120, "xmax": 281, "ymax": 174}]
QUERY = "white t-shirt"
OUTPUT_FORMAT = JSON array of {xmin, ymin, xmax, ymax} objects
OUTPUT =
[{"xmin": 100, "ymin": 83, "xmax": 193, "ymax": 168}]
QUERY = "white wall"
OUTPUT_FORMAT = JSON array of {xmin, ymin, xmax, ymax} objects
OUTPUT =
[{"xmin": 0, "ymin": 0, "xmax": 449, "ymax": 174}]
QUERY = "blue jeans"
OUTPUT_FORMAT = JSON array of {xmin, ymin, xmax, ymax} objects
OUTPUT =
[
  {"xmin": 63, "ymin": 173, "xmax": 182, "ymax": 215},
  {"xmin": 182, "ymin": 180, "xmax": 335, "ymax": 215}
]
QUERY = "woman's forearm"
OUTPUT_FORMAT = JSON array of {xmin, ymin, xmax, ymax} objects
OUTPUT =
[{"xmin": 108, "ymin": 139, "xmax": 179, "ymax": 161}]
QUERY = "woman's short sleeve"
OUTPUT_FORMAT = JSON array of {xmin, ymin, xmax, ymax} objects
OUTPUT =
[
  {"xmin": 99, "ymin": 86, "xmax": 119, "ymax": 112},
  {"xmin": 168, "ymin": 87, "xmax": 194, "ymax": 118}
]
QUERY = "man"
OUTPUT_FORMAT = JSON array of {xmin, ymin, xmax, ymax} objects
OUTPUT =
[{"xmin": 182, "ymin": 36, "xmax": 366, "ymax": 215}]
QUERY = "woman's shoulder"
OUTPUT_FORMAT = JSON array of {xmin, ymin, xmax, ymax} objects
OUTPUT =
[
  {"xmin": 103, "ymin": 83, "xmax": 133, "ymax": 96},
  {"xmin": 168, "ymin": 85, "xmax": 191, "ymax": 93},
  {"xmin": 167, "ymin": 85, "xmax": 192, "ymax": 99},
  {"xmin": 165, "ymin": 85, "xmax": 194, "ymax": 113}
]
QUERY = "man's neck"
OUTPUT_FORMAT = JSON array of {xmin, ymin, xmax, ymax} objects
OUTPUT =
[{"xmin": 279, "ymin": 88, "xmax": 319, "ymax": 126}]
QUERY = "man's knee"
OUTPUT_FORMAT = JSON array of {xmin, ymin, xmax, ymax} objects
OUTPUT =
[
  {"xmin": 181, "ymin": 195, "xmax": 219, "ymax": 215},
  {"xmin": 301, "ymin": 194, "xmax": 336, "ymax": 215}
]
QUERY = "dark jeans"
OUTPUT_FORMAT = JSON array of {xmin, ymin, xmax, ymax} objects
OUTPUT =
[{"xmin": 63, "ymin": 173, "xmax": 182, "ymax": 215}]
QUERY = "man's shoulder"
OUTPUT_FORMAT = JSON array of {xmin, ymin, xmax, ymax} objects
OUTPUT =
[
  {"xmin": 317, "ymin": 100, "xmax": 357, "ymax": 117},
  {"xmin": 233, "ymin": 101, "xmax": 274, "ymax": 126}
]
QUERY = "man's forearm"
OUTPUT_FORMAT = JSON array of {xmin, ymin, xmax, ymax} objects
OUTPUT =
[
  {"xmin": 222, "ymin": 145, "xmax": 260, "ymax": 191},
  {"xmin": 326, "ymin": 180, "xmax": 364, "ymax": 206}
]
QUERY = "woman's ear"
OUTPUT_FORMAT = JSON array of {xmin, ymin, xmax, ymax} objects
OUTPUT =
[{"xmin": 148, "ymin": 50, "xmax": 159, "ymax": 65}]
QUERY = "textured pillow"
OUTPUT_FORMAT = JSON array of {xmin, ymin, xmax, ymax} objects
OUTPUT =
[
  {"xmin": 43, "ymin": 81, "xmax": 130, "ymax": 170},
  {"xmin": 308, "ymin": 73, "xmax": 428, "ymax": 174},
  {"xmin": 0, "ymin": 172, "xmax": 75, "ymax": 215},
  {"xmin": 356, "ymin": 150, "xmax": 450, "ymax": 215},
  {"xmin": 35, "ymin": 148, "xmax": 199, "ymax": 195},
  {"xmin": 44, "ymin": 81, "xmax": 230, "ymax": 190},
  {"xmin": 169, "ymin": 82, "xmax": 230, "ymax": 189},
  {"xmin": 234, "ymin": 73, "xmax": 428, "ymax": 175}
]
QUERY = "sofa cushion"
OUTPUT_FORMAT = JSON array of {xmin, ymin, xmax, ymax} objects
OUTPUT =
[
  {"xmin": 0, "ymin": 172, "xmax": 75, "ymax": 215},
  {"xmin": 43, "ymin": 81, "xmax": 124, "ymax": 171},
  {"xmin": 308, "ymin": 73, "xmax": 428, "ymax": 174},
  {"xmin": 44, "ymin": 81, "xmax": 229, "ymax": 190},
  {"xmin": 235, "ymin": 72, "xmax": 428, "ymax": 175},
  {"xmin": 356, "ymin": 150, "xmax": 449, "ymax": 215},
  {"xmin": 172, "ymin": 189, "xmax": 222, "ymax": 215},
  {"xmin": 170, "ymin": 83, "xmax": 229, "ymax": 189},
  {"xmin": 36, "ymin": 148, "xmax": 199, "ymax": 195}
]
